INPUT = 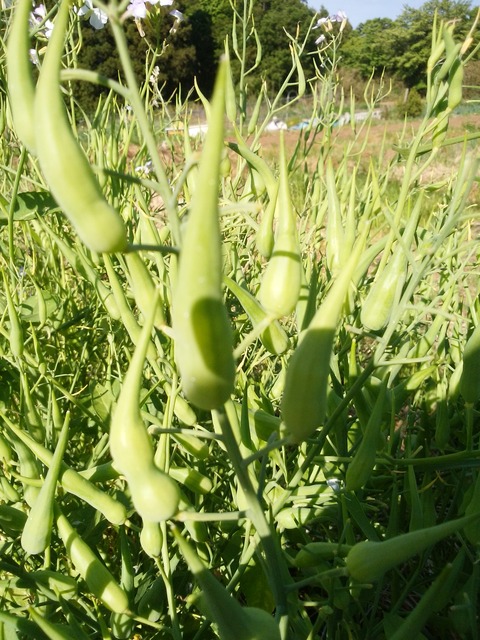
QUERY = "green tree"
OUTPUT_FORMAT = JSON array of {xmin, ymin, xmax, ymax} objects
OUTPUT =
[
  {"xmin": 393, "ymin": 0, "xmax": 474, "ymax": 87},
  {"xmin": 340, "ymin": 18, "xmax": 397, "ymax": 77},
  {"xmin": 75, "ymin": 7, "xmax": 196, "ymax": 112}
]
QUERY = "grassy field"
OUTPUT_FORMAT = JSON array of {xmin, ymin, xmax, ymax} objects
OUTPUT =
[{"xmin": 1, "ymin": 3, "xmax": 480, "ymax": 639}]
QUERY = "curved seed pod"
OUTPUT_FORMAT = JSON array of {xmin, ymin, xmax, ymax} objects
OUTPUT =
[
  {"xmin": 35, "ymin": 0, "xmax": 127, "ymax": 254},
  {"xmin": 172, "ymin": 59, "xmax": 236, "ymax": 411},
  {"xmin": 55, "ymin": 506, "xmax": 129, "ymax": 613},
  {"xmin": 295, "ymin": 542, "xmax": 352, "ymax": 568},
  {"xmin": 3, "ymin": 273, "xmax": 23, "ymax": 359},
  {"xmin": 258, "ymin": 130, "xmax": 302, "ymax": 318},
  {"xmin": 2, "ymin": 414, "xmax": 126, "ymax": 524},
  {"xmin": 110, "ymin": 297, "xmax": 180, "ymax": 522},
  {"xmin": 21, "ymin": 413, "xmax": 70, "ymax": 555},
  {"xmin": 281, "ymin": 229, "xmax": 367, "ymax": 444},
  {"xmin": 345, "ymin": 383, "xmax": 387, "ymax": 492},
  {"xmin": 247, "ymin": 83, "xmax": 265, "ymax": 135},
  {"xmin": 6, "ymin": 0, "xmax": 37, "ymax": 153},
  {"xmin": 448, "ymin": 60, "xmax": 464, "ymax": 110},
  {"xmin": 124, "ymin": 251, "xmax": 165, "ymax": 329},
  {"xmin": 346, "ymin": 513, "xmax": 480, "ymax": 583},
  {"xmin": 224, "ymin": 276, "xmax": 290, "ymax": 355},
  {"xmin": 361, "ymin": 193, "xmax": 422, "ymax": 332}
]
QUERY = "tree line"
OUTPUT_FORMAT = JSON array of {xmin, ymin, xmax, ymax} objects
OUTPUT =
[{"xmin": 74, "ymin": 0, "xmax": 479, "ymax": 111}]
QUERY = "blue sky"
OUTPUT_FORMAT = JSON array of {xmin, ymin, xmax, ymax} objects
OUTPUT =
[{"xmin": 308, "ymin": 1, "xmax": 428, "ymax": 28}]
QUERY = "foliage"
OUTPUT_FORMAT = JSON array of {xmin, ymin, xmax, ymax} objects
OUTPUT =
[
  {"xmin": 1, "ymin": 1, "xmax": 480, "ymax": 639},
  {"xmin": 340, "ymin": 0, "xmax": 477, "ymax": 88}
]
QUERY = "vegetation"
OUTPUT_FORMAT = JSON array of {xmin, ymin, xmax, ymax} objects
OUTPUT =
[{"xmin": 1, "ymin": 0, "xmax": 480, "ymax": 639}]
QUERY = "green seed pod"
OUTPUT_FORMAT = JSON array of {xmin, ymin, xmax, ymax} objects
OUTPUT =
[
  {"xmin": 6, "ymin": 0, "xmax": 37, "ymax": 153},
  {"xmin": 140, "ymin": 521, "xmax": 163, "ymax": 558},
  {"xmin": 163, "ymin": 381, "xmax": 198, "ymax": 427},
  {"xmin": 295, "ymin": 542, "xmax": 352, "ymax": 568},
  {"xmin": 0, "ymin": 433, "xmax": 13, "ymax": 462},
  {"xmin": 345, "ymin": 382, "xmax": 387, "ymax": 492},
  {"xmin": 247, "ymin": 83, "xmax": 265, "ymax": 135},
  {"xmin": 281, "ymin": 229, "xmax": 367, "ymax": 443},
  {"xmin": 346, "ymin": 513, "xmax": 480, "ymax": 583},
  {"xmin": 459, "ymin": 322, "xmax": 480, "ymax": 405},
  {"xmin": 172, "ymin": 59, "xmax": 236, "ymax": 411},
  {"xmin": 325, "ymin": 158, "xmax": 347, "ymax": 276},
  {"xmin": 110, "ymin": 298, "xmax": 180, "ymax": 522},
  {"xmin": 448, "ymin": 60, "xmax": 464, "ymax": 110},
  {"xmin": 3, "ymin": 273, "xmax": 23, "ymax": 359},
  {"xmin": 258, "ymin": 131, "xmax": 301, "ymax": 318},
  {"xmin": 224, "ymin": 276, "xmax": 290, "ymax": 355},
  {"xmin": 124, "ymin": 251, "xmax": 165, "ymax": 329},
  {"xmin": 169, "ymin": 466, "xmax": 213, "ymax": 495},
  {"xmin": 30, "ymin": 569, "xmax": 77, "ymax": 601},
  {"xmin": 55, "ymin": 506, "xmax": 129, "ymax": 614},
  {"xmin": 256, "ymin": 195, "xmax": 277, "ymax": 259},
  {"xmin": 35, "ymin": 0, "xmax": 127, "ymax": 254},
  {"xmin": 224, "ymin": 41, "xmax": 237, "ymax": 124},
  {"xmin": 0, "ymin": 504, "xmax": 28, "ymax": 537},
  {"xmin": 361, "ymin": 193, "xmax": 422, "ymax": 332},
  {"xmin": 21, "ymin": 413, "xmax": 70, "ymax": 555},
  {"xmin": 3, "ymin": 414, "xmax": 126, "ymax": 524}
]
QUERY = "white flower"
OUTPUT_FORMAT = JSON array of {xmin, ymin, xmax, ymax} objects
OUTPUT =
[
  {"xmin": 127, "ymin": 0, "xmax": 147, "ymax": 19},
  {"xmin": 126, "ymin": 0, "xmax": 181, "ymax": 20},
  {"xmin": 314, "ymin": 17, "xmax": 328, "ymax": 29},
  {"xmin": 29, "ymin": 48, "xmax": 40, "ymax": 66},
  {"xmin": 31, "ymin": 4, "xmax": 54, "ymax": 38},
  {"xmin": 332, "ymin": 10, "xmax": 347, "ymax": 23},
  {"xmin": 169, "ymin": 8, "xmax": 183, "ymax": 22},
  {"xmin": 76, "ymin": 0, "xmax": 108, "ymax": 29},
  {"xmin": 315, "ymin": 34, "xmax": 326, "ymax": 45},
  {"xmin": 135, "ymin": 160, "xmax": 153, "ymax": 174}
]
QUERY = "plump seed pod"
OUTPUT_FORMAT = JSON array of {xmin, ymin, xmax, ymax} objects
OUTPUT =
[
  {"xmin": 361, "ymin": 193, "xmax": 422, "ymax": 332},
  {"xmin": 140, "ymin": 521, "xmax": 163, "ymax": 558},
  {"xmin": 247, "ymin": 83, "xmax": 265, "ymax": 135},
  {"xmin": 35, "ymin": 0, "xmax": 127, "ymax": 253},
  {"xmin": 3, "ymin": 414, "xmax": 126, "ymax": 523},
  {"xmin": 55, "ymin": 506, "xmax": 129, "ymax": 613},
  {"xmin": 346, "ymin": 513, "xmax": 480, "ymax": 583},
  {"xmin": 110, "ymin": 298, "xmax": 180, "ymax": 522},
  {"xmin": 224, "ymin": 276, "xmax": 290, "ymax": 355},
  {"xmin": 6, "ymin": 0, "xmax": 37, "ymax": 153},
  {"xmin": 281, "ymin": 229, "xmax": 367, "ymax": 443},
  {"xmin": 173, "ymin": 527, "xmax": 281, "ymax": 640},
  {"xmin": 459, "ymin": 322, "xmax": 480, "ymax": 405},
  {"xmin": 21, "ymin": 413, "xmax": 70, "ymax": 555},
  {"xmin": 258, "ymin": 131, "xmax": 302, "ymax": 318},
  {"xmin": 124, "ymin": 251, "xmax": 165, "ymax": 329},
  {"xmin": 172, "ymin": 59, "xmax": 236, "ymax": 411},
  {"xmin": 295, "ymin": 542, "xmax": 352, "ymax": 568},
  {"xmin": 448, "ymin": 59, "xmax": 464, "ymax": 110},
  {"xmin": 0, "ymin": 504, "xmax": 27, "ymax": 537}
]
